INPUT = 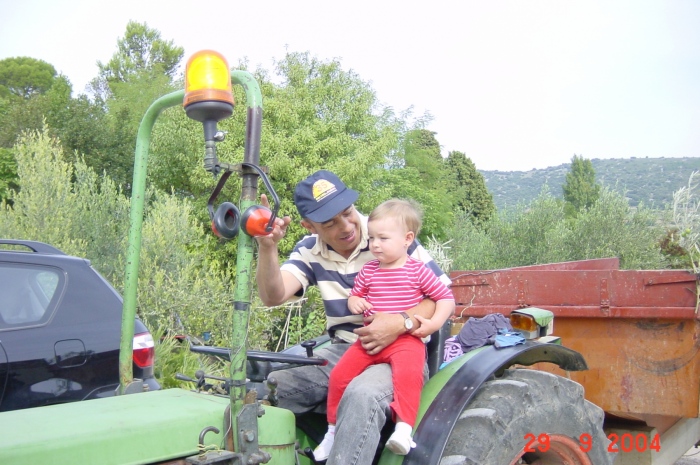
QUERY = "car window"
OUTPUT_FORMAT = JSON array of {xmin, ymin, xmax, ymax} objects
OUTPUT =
[
  {"xmin": 35, "ymin": 271, "xmax": 59, "ymax": 300},
  {"xmin": 0, "ymin": 264, "xmax": 61, "ymax": 329}
]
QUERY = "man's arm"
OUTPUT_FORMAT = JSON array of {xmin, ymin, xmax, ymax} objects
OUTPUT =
[
  {"xmin": 255, "ymin": 195, "xmax": 301, "ymax": 306},
  {"xmin": 354, "ymin": 298, "xmax": 436, "ymax": 355},
  {"xmin": 256, "ymin": 243, "xmax": 303, "ymax": 306}
]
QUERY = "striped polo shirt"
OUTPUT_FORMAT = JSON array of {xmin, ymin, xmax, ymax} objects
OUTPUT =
[{"xmin": 280, "ymin": 214, "xmax": 451, "ymax": 343}]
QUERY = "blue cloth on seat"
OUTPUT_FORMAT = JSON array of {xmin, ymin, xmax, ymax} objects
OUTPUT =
[{"xmin": 492, "ymin": 328, "xmax": 525, "ymax": 348}]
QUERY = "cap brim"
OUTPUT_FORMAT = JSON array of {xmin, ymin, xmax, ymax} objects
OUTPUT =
[{"xmin": 306, "ymin": 189, "xmax": 359, "ymax": 223}]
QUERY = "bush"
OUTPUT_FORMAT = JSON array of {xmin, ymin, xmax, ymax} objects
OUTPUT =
[
  {"xmin": 154, "ymin": 327, "xmax": 227, "ymax": 390},
  {"xmin": 0, "ymin": 126, "xmax": 238, "ymax": 345},
  {"xmin": 449, "ymin": 185, "xmax": 668, "ymax": 270}
]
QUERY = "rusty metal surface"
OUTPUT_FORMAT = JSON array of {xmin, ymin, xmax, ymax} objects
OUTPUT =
[
  {"xmin": 540, "ymin": 318, "xmax": 700, "ymax": 419},
  {"xmin": 451, "ymin": 269, "xmax": 698, "ymax": 319},
  {"xmin": 504, "ymin": 257, "xmax": 621, "ymax": 271},
  {"xmin": 449, "ymin": 261, "xmax": 700, "ymax": 423}
]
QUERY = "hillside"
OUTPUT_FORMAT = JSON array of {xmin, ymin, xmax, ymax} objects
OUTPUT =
[{"xmin": 480, "ymin": 157, "xmax": 700, "ymax": 211}]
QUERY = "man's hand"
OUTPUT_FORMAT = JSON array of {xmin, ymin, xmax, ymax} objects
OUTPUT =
[
  {"xmin": 254, "ymin": 194, "xmax": 292, "ymax": 249},
  {"xmin": 354, "ymin": 312, "xmax": 404, "ymax": 355}
]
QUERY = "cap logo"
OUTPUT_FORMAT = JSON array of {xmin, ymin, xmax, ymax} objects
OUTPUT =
[{"xmin": 312, "ymin": 179, "xmax": 337, "ymax": 202}]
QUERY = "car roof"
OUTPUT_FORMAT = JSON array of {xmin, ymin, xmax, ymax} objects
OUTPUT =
[
  {"xmin": 0, "ymin": 240, "xmax": 66, "ymax": 255},
  {"xmin": 0, "ymin": 240, "xmax": 94, "ymax": 267}
]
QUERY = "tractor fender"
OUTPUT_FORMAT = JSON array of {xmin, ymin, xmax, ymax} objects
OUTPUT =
[{"xmin": 379, "ymin": 340, "xmax": 588, "ymax": 465}]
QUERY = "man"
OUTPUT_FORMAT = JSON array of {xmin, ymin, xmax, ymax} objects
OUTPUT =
[{"xmin": 255, "ymin": 170, "xmax": 450, "ymax": 465}]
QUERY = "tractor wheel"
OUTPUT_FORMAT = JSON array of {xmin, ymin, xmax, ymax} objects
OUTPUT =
[{"xmin": 439, "ymin": 368, "xmax": 615, "ymax": 465}]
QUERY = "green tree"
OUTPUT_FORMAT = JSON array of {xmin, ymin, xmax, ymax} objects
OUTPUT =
[
  {"xmin": 83, "ymin": 21, "xmax": 184, "ymax": 189},
  {"xmin": 0, "ymin": 58, "xmax": 71, "ymax": 149},
  {"xmin": 0, "ymin": 74, "xmax": 74, "ymax": 197},
  {"xmin": 671, "ymin": 171, "xmax": 700, "ymax": 271},
  {"xmin": 562, "ymin": 154, "xmax": 600, "ymax": 215},
  {"xmin": 404, "ymin": 129, "xmax": 442, "ymax": 179},
  {"xmin": 398, "ymin": 129, "xmax": 454, "ymax": 239},
  {"xmin": 0, "ymin": 126, "xmax": 235, "ymax": 343},
  {"xmin": 563, "ymin": 189, "xmax": 666, "ymax": 269},
  {"xmin": 95, "ymin": 20, "xmax": 184, "ymax": 89},
  {"xmin": 0, "ymin": 147, "xmax": 18, "ymax": 203},
  {"xmin": 445, "ymin": 150, "xmax": 495, "ymax": 225},
  {"xmin": 0, "ymin": 57, "xmax": 57, "ymax": 98},
  {"xmin": 449, "ymin": 185, "xmax": 667, "ymax": 270}
]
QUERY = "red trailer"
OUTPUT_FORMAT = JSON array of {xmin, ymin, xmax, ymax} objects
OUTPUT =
[{"xmin": 450, "ymin": 258, "xmax": 700, "ymax": 465}]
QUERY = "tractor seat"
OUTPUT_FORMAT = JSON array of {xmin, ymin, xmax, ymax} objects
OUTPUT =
[{"xmin": 425, "ymin": 320, "xmax": 452, "ymax": 378}]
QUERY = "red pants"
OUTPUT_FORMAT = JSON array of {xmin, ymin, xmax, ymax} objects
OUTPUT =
[{"xmin": 327, "ymin": 334, "xmax": 425, "ymax": 426}]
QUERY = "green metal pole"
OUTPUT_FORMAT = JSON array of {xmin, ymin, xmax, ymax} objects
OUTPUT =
[
  {"xmin": 119, "ymin": 90, "xmax": 184, "ymax": 395},
  {"xmin": 228, "ymin": 70, "xmax": 263, "ymax": 440}
]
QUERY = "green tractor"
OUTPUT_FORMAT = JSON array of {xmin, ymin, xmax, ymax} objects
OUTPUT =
[{"xmin": 0, "ymin": 50, "xmax": 614, "ymax": 465}]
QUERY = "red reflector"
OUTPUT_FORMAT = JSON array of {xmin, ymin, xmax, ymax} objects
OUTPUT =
[{"xmin": 133, "ymin": 332, "xmax": 155, "ymax": 368}]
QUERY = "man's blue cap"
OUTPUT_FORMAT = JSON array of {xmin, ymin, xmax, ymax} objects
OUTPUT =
[{"xmin": 294, "ymin": 170, "xmax": 359, "ymax": 223}]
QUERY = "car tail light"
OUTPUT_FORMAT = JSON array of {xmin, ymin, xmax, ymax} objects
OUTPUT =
[{"xmin": 132, "ymin": 332, "xmax": 155, "ymax": 368}]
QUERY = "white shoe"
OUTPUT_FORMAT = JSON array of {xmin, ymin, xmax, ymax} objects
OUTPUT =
[
  {"xmin": 386, "ymin": 429, "xmax": 416, "ymax": 455},
  {"xmin": 313, "ymin": 432, "xmax": 335, "ymax": 462}
]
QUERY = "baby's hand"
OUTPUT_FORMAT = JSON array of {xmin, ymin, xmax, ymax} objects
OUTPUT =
[
  {"xmin": 348, "ymin": 296, "xmax": 373, "ymax": 315},
  {"xmin": 412, "ymin": 315, "xmax": 440, "ymax": 338}
]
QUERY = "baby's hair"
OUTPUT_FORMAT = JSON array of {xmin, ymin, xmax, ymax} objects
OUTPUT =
[{"xmin": 368, "ymin": 199, "xmax": 423, "ymax": 236}]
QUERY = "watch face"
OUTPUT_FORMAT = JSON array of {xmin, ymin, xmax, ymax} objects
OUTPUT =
[{"xmin": 404, "ymin": 318, "xmax": 413, "ymax": 330}]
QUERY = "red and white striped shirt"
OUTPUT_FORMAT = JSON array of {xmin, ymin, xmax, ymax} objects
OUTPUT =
[{"xmin": 350, "ymin": 256, "xmax": 454, "ymax": 314}]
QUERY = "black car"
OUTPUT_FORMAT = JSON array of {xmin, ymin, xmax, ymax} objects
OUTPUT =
[{"xmin": 0, "ymin": 240, "xmax": 159, "ymax": 411}]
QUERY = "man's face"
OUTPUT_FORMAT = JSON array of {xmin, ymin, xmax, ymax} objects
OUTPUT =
[{"xmin": 302, "ymin": 205, "xmax": 362, "ymax": 258}]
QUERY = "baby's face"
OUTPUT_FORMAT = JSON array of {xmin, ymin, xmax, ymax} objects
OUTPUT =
[{"xmin": 367, "ymin": 217, "xmax": 411, "ymax": 268}]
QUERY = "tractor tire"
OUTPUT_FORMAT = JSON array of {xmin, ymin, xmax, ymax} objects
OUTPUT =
[{"xmin": 439, "ymin": 368, "xmax": 615, "ymax": 465}]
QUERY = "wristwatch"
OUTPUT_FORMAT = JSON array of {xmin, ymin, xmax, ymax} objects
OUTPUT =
[{"xmin": 400, "ymin": 312, "xmax": 414, "ymax": 332}]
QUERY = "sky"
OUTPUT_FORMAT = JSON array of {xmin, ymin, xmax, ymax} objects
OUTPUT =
[{"xmin": 1, "ymin": 0, "xmax": 699, "ymax": 172}]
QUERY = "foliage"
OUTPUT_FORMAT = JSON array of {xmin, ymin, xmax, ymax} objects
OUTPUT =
[
  {"xmin": 671, "ymin": 171, "xmax": 700, "ymax": 312},
  {"xmin": 0, "ymin": 127, "xmax": 89, "ymax": 255},
  {"xmin": 672, "ymin": 171, "xmax": 700, "ymax": 272},
  {"xmin": 154, "ymin": 327, "xmax": 227, "ymax": 390},
  {"xmin": 371, "ymin": 165, "xmax": 452, "ymax": 241},
  {"xmin": 0, "ymin": 23, "xmax": 183, "ymax": 194},
  {"xmin": 449, "ymin": 185, "xmax": 668, "ymax": 270},
  {"xmin": 249, "ymin": 286, "xmax": 327, "ymax": 351},
  {"xmin": 0, "ymin": 147, "xmax": 18, "ymax": 204},
  {"xmin": 404, "ymin": 129, "xmax": 443, "ymax": 180},
  {"xmin": 94, "ymin": 20, "xmax": 184, "ymax": 92},
  {"xmin": 0, "ymin": 75, "xmax": 71, "ymax": 149},
  {"xmin": 482, "ymin": 157, "xmax": 700, "ymax": 211},
  {"xmin": 131, "ymin": 192, "xmax": 236, "ymax": 344},
  {"xmin": 424, "ymin": 236, "xmax": 454, "ymax": 274},
  {"xmin": 562, "ymin": 189, "xmax": 666, "ymax": 269},
  {"xmin": 488, "ymin": 187, "xmax": 569, "ymax": 267},
  {"xmin": 562, "ymin": 154, "xmax": 601, "ymax": 216},
  {"xmin": 0, "ymin": 124, "xmax": 143, "ymax": 277},
  {"xmin": 103, "ymin": 71, "xmax": 177, "ymax": 191},
  {"xmin": 0, "ymin": 57, "xmax": 57, "ymax": 98},
  {"xmin": 657, "ymin": 227, "xmax": 690, "ymax": 269},
  {"xmin": 0, "ymin": 127, "xmax": 235, "ymax": 344},
  {"xmin": 394, "ymin": 129, "xmax": 454, "ymax": 240},
  {"xmin": 445, "ymin": 150, "xmax": 495, "ymax": 226},
  {"xmin": 442, "ymin": 212, "xmax": 498, "ymax": 270},
  {"xmin": 86, "ymin": 21, "xmax": 184, "ymax": 190}
]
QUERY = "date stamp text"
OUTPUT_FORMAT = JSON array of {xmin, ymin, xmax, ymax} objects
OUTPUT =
[{"xmin": 524, "ymin": 432, "xmax": 661, "ymax": 453}]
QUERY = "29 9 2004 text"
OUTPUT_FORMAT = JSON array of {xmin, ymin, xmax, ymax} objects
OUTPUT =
[{"xmin": 524, "ymin": 432, "xmax": 661, "ymax": 454}]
